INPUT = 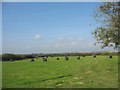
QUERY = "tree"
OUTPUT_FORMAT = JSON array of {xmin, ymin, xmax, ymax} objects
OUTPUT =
[{"xmin": 92, "ymin": 2, "xmax": 120, "ymax": 50}]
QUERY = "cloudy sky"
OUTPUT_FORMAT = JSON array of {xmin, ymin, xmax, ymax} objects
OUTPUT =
[{"xmin": 2, "ymin": 2, "xmax": 114, "ymax": 54}]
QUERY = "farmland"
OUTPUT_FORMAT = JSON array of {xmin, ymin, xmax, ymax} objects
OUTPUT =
[{"xmin": 2, "ymin": 56, "xmax": 118, "ymax": 88}]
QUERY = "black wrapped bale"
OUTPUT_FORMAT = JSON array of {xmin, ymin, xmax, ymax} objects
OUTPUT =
[
  {"xmin": 93, "ymin": 55, "xmax": 96, "ymax": 58},
  {"xmin": 82, "ymin": 55, "xmax": 85, "ymax": 57},
  {"xmin": 109, "ymin": 55, "xmax": 112, "ymax": 58},
  {"xmin": 42, "ymin": 57, "xmax": 47, "ymax": 61},
  {"xmin": 77, "ymin": 56, "xmax": 80, "ymax": 60},
  {"xmin": 65, "ymin": 56, "xmax": 69, "ymax": 60},
  {"xmin": 30, "ymin": 59, "xmax": 34, "ymax": 62},
  {"xmin": 44, "ymin": 58, "xmax": 47, "ymax": 61}
]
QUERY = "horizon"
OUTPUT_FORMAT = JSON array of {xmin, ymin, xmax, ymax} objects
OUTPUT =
[
  {"xmin": 1, "ymin": 50, "xmax": 117, "ymax": 55},
  {"xmin": 2, "ymin": 2, "xmax": 115, "ymax": 54}
]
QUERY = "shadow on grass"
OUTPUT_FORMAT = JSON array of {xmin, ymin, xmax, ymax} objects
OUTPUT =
[
  {"xmin": 23, "ymin": 74, "xmax": 72, "ymax": 85},
  {"xmin": 41, "ymin": 75, "xmax": 72, "ymax": 82}
]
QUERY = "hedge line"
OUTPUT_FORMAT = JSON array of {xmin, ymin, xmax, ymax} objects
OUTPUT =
[{"xmin": 1, "ymin": 52, "xmax": 119, "ymax": 61}]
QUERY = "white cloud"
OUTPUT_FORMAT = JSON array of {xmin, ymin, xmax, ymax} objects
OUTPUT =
[
  {"xmin": 50, "ymin": 37, "xmax": 84, "ymax": 51},
  {"xmin": 3, "ymin": 35, "xmax": 115, "ymax": 54},
  {"xmin": 34, "ymin": 34, "xmax": 41, "ymax": 40},
  {"xmin": 44, "ymin": 36, "xmax": 115, "ymax": 53}
]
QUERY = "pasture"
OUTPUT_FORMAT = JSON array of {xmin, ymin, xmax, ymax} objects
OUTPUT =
[{"xmin": 2, "ymin": 56, "xmax": 118, "ymax": 88}]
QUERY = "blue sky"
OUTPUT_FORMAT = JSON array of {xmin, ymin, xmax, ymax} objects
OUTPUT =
[
  {"xmin": 2, "ymin": 2, "xmax": 114, "ymax": 54},
  {"xmin": 2, "ymin": 0, "xmax": 106, "ymax": 2}
]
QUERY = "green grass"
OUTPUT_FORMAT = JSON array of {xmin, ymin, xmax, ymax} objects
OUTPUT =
[{"xmin": 2, "ymin": 56, "xmax": 118, "ymax": 88}]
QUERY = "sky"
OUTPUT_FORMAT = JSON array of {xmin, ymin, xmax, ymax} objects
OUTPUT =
[
  {"xmin": 2, "ymin": 2, "xmax": 115, "ymax": 54},
  {"xmin": 0, "ymin": 2, "xmax": 2, "ymax": 54},
  {"xmin": 2, "ymin": 0, "xmax": 119, "ymax": 2}
]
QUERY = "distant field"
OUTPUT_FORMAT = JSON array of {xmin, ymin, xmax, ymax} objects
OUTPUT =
[{"xmin": 2, "ymin": 56, "xmax": 118, "ymax": 88}]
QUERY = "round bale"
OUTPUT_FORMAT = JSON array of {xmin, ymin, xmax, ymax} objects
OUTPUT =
[
  {"xmin": 77, "ymin": 56, "xmax": 80, "ymax": 60},
  {"xmin": 109, "ymin": 55, "xmax": 112, "ymax": 58},
  {"xmin": 57, "ymin": 58, "xmax": 59, "ymax": 60},
  {"xmin": 42, "ymin": 57, "xmax": 47, "ymax": 61},
  {"xmin": 65, "ymin": 56, "xmax": 69, "ymax": 60},
  {"xmin": 30, "ymin": 59, "xmax": 34, "ymax": 62},
  {"xmin": 93, "ymin": 55, "xmax": 96, "ymax": 58}
]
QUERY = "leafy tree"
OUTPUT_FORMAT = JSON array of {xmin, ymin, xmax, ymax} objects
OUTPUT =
[{"xmin": 92, "ymin": 2, "xmax": 120, "ymax": 50}]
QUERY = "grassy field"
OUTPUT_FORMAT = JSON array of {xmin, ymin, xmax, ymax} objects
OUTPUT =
[{"xmin": 2, "ymin": 56, "xmax": 118, "ymax": 88}]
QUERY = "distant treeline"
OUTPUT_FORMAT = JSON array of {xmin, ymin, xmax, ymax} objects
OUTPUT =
[{"xmin": 1, "ymin": 52, "xmax": 119, "ymax": 61}]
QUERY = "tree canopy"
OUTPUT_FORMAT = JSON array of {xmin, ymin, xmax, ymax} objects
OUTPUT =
[{"xmin": 92, "ymin": 2, "xmax": 120, "ymax": 50}]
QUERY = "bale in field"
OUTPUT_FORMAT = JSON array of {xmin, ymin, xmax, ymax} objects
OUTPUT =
[
  {"xmin": 56, "ymin": 58, "xmax": 59, "ymax": 60},
  {"xmin": 109, "ymin": 55, "xmax": 112, "ymax": 58},
  {"xmin": 30, "ymin": 59, "xmax": 34, "ymax": 62},
  {"xmin": 65, "ymin": 56, "xmax": 69, "ymax": 60},
  {"xmin": 10, "ymin": 59, "xmax": 13, "ymax": 62},
  {"xmin": 93, "ymin": 55, "xmax": 96, "ymax": 58},
  {"xmin": 42, "ymin": 57, "xmax": 47, "ymax": 61},
  {"xmin": 82, "ymin": 55, "xmax": 85, "ymax": 57},
  {"xmin": 77, "ymin": 56, "xmax": 80, "ymax": 60}
]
